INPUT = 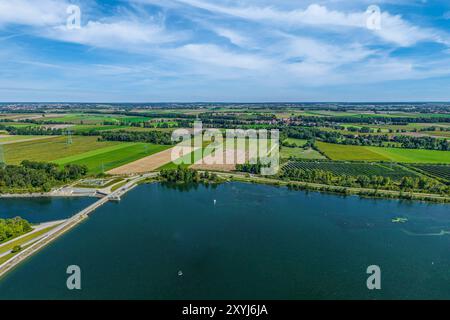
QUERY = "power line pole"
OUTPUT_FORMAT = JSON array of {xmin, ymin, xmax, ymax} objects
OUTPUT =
[
  {"xmin": 66, "ymin": 130, "xmax": 73, "ymax": 145},
  {"xmin": 0, "ymin": 145, "xmax": 5, "ymax": 167}
]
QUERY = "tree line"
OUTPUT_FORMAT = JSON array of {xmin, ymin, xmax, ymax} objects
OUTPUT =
[
  {"xmin": 160, "ymin": 167, "xmax": 219, "ymax": 184},
  {"xmin": 281, "ymin": 168, "xmax": 448, "ymax": 195},
  {"xmin": 0, "ymin": 161, "xmax": 88, "ymax": 193},
  {"xmin": 283, "ymin": 127, "xmax": 449, "ymax": 151},
  {"xmin": 98, "ymin": 130, "xmax": 174, "ymax": 145}
]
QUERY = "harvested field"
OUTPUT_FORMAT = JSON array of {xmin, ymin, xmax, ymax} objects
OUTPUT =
[
  {"xmin": 0, "ymin": 135, "xmax": 54, "ymax": 145},
  {"xmin": 190, "ymin": 148, "xmax": 248, "ymax": 172},
  {"xmin": 190, "ymin": 138, "xmax": 275, "ymax": 172},
  {"xmin": 107, "ymin": 145, "xmax": 198, "ymax": 175}
]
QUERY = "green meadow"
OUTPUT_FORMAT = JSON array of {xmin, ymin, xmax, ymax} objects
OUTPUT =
[
  {"xmin": 38, "ymin": 113, "xmax": 152, "ymax": 125},
  {"xmin": 281, "ymin": 147, "xmax": 325, "ymax": 160},
  {"xmin": 3, "ymin": 136, "xmax": 120, "ymax": 164},
  {"xmin": 317, "ymin": 142, "xmax": 450, "ymax": 163},
  {"xmin": 56, "ymin": 143, "xmax": 171, "ymax": 174}
]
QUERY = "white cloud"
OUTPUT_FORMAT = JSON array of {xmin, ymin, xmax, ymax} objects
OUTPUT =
[
  {"xmin": 48, "ymin": 20, "xmax": 184, "ymax": 48},
  {"xmin": 0, "ymin": 0, "xmax": 69, "ymax": 27},
  {"xmin": 213, "ymin": 28, "xmax": 250, "ymax": 47},
  {"xmin": 284, "ymin": 36, "xmax": 374, "ymax": 64},
  {"xmin": 172, "ymin": 44, "xmax": 271, "ymax": 70},
  {"xmin": 172, "ymin": 0, "xmax": 449, "ymax": 47}
]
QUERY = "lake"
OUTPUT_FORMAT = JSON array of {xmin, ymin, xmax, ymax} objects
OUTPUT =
[
  {"xmin": 0, "ymin": 197, "xmax": 96, "ymax": 224},
  {"xmin": 0, "ymin": 182, "xmax": 450, "ymax": 299}
]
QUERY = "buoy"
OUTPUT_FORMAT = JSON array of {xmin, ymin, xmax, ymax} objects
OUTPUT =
[
  {"xmin": 178, "ymin": 270, "xmax": 183, "ymax": 276},
  {"xmin": 213, "ymin": 199, "xmax": 217, "ymax": 205}
]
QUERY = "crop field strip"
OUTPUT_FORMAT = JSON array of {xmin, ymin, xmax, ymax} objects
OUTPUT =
[
  {"xmin": 317, "ymin": 141, "xmax": 450, "ymax": 164},
  {"xmin": 282, "ymin": 161, "xmax": 420, "ymax": 180},
  {"xmin": 409, "ymin": 164, "xmax": 450, "ymax": 183},
  {"xmin": 3, "ymin": 136, "xmax": 121, "ymax": 165},
  {"xmin": 0, "ymin": 135, "xmax": 53, "ymax": 145},
  {"xmin": 35, "ymin": 113, "xmax": 153, "ymax": 125},
  {"xmin": 57, "ymin": 143, "xmax": 171, "ymax": 174}
]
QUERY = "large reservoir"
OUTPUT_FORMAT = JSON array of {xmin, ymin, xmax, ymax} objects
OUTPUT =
[{"xmin": 1, "ymin": 183, "xmax": 449, "ymax": 299}]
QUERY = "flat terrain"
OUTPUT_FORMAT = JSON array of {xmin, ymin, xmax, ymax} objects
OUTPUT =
[
  {"xmin": 317, "ymin": 142, "xmax": 450, "ymax": 163},
  {"xmin": 0, "ymin": 135, "xmax": 53, "ymax": 145},
  {"xmin": 56, "ymin": 143, "xmax": 170, "ymax": 174},
  {"xmin": 284, "ymin": 138, "xmax": 308, "ymax": 146},
  {"xmin": 107, "ymin": 145, "xmax": 190, "ymax": 175},
  {"xmin": 3, "ymin": 136, "xmax": 120, "ymax": 164},
  {"xmin": 283, "ymin": 161, "xmax": 419, "ymax": 180},
  {"xmin": 280, "ymin": 146, "xmax": 325, "ymax": 160}
]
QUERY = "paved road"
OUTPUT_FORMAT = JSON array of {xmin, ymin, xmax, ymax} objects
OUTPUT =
[{"xmin": 0, "ymin": 220, "xmax": 66, "ymax": 258}]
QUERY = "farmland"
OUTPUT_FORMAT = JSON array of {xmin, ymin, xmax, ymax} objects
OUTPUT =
[
  {"xmin": 317, "ymin": 142, "xmax": 450, "ymax": 163},
  {"xmin": 280, "ymin": 147, "xmax": 325, "ymax": 160},
  {"xmin": 282, "ymin": 161, "xmax": 419, "ymax": 180},
  {"xmin": 409, "ymin": 164, "xmax": 450, "ymax": 183},
  {"xmin": 0, "ymin": 135, "xmax": 52, "ymax": 144},
  {"xmin": 316, "ymin": 142, "xmax": 389, "ymax": 161},
  {"xmin": 0, "ymin": 103, "xmax": 448, "ymax": 200},
  {"xmin": 33, "ymin": 113, "xmax": 153, "ymax": 125},
  {"xmin": 284, "ymin": 138, "xmax": 308, "ymax": 146},
  {"xmin": 56, "ymin": 143, "xmax": 170, "ymax": 174},
  {"xmin": 3, "ymin": 136, "xmax": 120, "ymax": 164}
]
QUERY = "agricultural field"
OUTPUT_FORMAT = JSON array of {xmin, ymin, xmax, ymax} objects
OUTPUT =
[
  {"xmin": 3, "ymin": 136, "xmax": 120, "ymax": 164},
  {"xmin": 0, "ymin": 122, "xmax": 39, "ymax": 128},
  {"xmin": 317, "ymin": 142, "xmax": 450, "ymax": 163},
  {"xmin": 108, "ymin": 145, "xmax": 192, "ymax": 175},
  {"xmin": 316, "ymin": 142, "xmax": 389, "ymax": 161},
  {"xmin": 280, "ymin": 146, "xmax": 325, "ymax": 160},
  {"xmin": 284, "ymin": 138, "xmax": 308, "ymax": 146},
  {"xmin": 0, "ymin": 135, "xmax": 52, "ymax": 144},
  {"xmin": 282, "ymin": 161, "xmax": 419, "ymax": 180},
  {"xmin": 365, "ymin": 146, "xmax": 450, "ymax": 164},
  {"xmin": 70, "ymin": 124, "xmax": 129, "ymax": 133},
  {"xmin": 56, "ymin": 143, "xmax": 170, "ymax": 174},
  {"xmin": 409, "ymin": 164, "xmax": 450, "ymax": 183},
  {"xmin": 34, "ymin": 113, "xmax": 152, "ymax": 125}
]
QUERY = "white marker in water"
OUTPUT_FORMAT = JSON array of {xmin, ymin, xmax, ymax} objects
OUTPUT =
[{"xmin": 214, "ymin": 199, "xmax": 217, "ymax": 206}]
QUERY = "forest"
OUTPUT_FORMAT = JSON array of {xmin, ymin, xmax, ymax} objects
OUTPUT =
[
  {"xmin": 0, "ymin": 161, "xmax": 88, "ymax": 193},
  {"xmin": 0, "ymin": 217, "xmax": 32, "ymax": 243},
  {"xmin": 98, "ymin": 130, "xmax": 174, "ymax": 145},
  {"xmin": 283, "ymin": 127, "xmax": 449, "ymax": 151},
  {"xmin": 160, "ymin": 167, "xmax": 219, "ymax": 184}
]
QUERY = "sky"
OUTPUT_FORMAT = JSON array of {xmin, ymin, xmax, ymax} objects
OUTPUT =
[{"xmin": 0, "ymin": 0, "xmax": 449, "ymax": 102}]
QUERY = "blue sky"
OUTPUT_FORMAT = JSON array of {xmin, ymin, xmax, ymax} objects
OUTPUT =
[{"xmin": 0, "ymin": 0, "xmax": 449, "ymax": 102}]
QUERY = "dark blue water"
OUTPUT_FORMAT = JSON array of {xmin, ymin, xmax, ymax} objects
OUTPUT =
[
  {"xmin": 0, "ymin": 197, "xmax": 96, "ymax": 223},
  {"xmin": 0, "ymin": 183, "xmax": 450, "ymax": 299}
]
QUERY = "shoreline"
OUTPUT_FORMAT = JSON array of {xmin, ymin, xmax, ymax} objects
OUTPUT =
[
  {"xmin": 215, "ymin": 172, "xmax": 450, "ymax": 204},
  {"xmin": 0, "ymin": 170, "xmax": 448, "ymax": 280},
  {"xmin": 0, "ymin": 193, "xmax": 97, "ymax": 199},
  {"xmin": 1, "ymin": 170, "xmax": 449, "ymax": 203}
]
